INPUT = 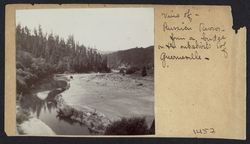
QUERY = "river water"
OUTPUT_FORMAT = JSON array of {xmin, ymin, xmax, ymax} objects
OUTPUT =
[
  {"xmin": 20, "ymin": 73, "xmax": 154, "ymax": 135},
  {"xmin": 21, "ymin": 91, "xmax": 90, "ymax": 135}
]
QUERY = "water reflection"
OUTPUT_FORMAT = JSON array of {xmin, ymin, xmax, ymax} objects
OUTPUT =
[
  {"xmin": 56, "ymin": 115, "xmax": 100, "ymax": 135},
  {"xmin": 20, "ymin": 92, "xmax": 57, "ymax": 118},
  {"xmin": 20, "ymin": 91, "xmax": 90, "ymax": 135}
]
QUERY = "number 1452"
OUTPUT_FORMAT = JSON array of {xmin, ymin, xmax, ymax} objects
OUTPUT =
[{"xmin": 193, "ymin": 128, "xmax": 215, "ymax": 135}]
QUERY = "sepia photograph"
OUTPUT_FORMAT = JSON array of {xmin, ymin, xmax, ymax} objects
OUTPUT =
[{"xmin": 15, "ymin": 8, "xmax": 154, "ymax": 135}]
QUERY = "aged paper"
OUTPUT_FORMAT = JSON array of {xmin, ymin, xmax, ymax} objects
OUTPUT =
[
  {"xmin": 5, "ymin": 4, "xmax": 246, "ymax": 139},
  {"xmin": 155, "ymin": 6, "xmax": 246, "ymax": 139}
]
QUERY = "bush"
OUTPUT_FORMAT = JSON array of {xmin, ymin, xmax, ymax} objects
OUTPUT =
[
  {"xmin": 16, "ymin": 75, "xmax": 28, "ymax": 94},
  {"xmin": 16, "ymin": 108, "xmax": 30, "ymax": 124},
  {"xmin": 16, "ymin": 50, "xmax": 34, "ymax": 67},
  {"xmin": 141, "ymin": 66, "xmax": 147, "ymax": 77},
  {"xmin": 16, "ymin": 61, "xmax": 25, "ymax": 70},
  {"xmin": 126, "ymin": 67, "xmax": 140, "ymax": 74},
  {"xmin": 119, "ymin": 68, "xmax": 126, "ymax": 75},
  {"xmin": 16, "ymin": 68, "xmax": 38, "ymax": 91},
  {"xmin": 105, "ymin": 117, "xmax": 149, "ymax": 135}
]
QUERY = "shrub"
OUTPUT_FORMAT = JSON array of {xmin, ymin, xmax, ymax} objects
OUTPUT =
[
  {"xmin": 16, "ymin": 50, "xmax": 34, "ymax": 67},
  {"xmin": 16, "ymin": 75, "xmax": 28, "ymax": 94},
  {"xmin": 16, "ymin": 68, "xmax": 38, "ymax": 91},
  {"xmin": 141, "ymin": 66, "xmax": 147, "ymax": 77},
  {"xmin": 126, "ymin": 67, "xmax": 139, "ymax": 74},
  {"xmin": 119, "ymin": 68, "xmax": 126, "ymax": 75},
  {"xmin": 16, "ymin": 108, "xmax": 30, "ymax": 124},
  {"xmin": 105, "ymin": 67, "xmax": 111, "ymax": 73},
  {"xmin": 148, "ymin": 119, "xmax": 155, "ymax": 134},
  {"xmin": 105, "ymin": 117, "xmax": 149, "ymax": 135},
  {"xmin": 16, "ymin": 61, "xmax": 25, "ymax": 70}
]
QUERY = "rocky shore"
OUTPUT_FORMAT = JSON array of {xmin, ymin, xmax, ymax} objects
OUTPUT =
[
  {"xmin": 17, "ymin": 74, "xmax": 111, "ymax": 135},
  {"xmin": 55, "ymin": 94, "xmax": 111, "ymax": 134},
  {"xmin": 53, "ymin": 74, "xmax": 111, "ymax": 134}
]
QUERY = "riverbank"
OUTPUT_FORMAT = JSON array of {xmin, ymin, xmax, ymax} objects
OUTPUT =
[
  {"xmin": 17, "ymin": 74, "xmax": 111, "ymax": 135},
  {"xmin": 55, "ymin": 94, "xmax": 111, "ymax": 134},
  {"xmin": 18, "ymin": 117, "xmax": 56, "ymax": 135},
  {"xmin": 53, "ymin": 74, "xmax": 111, "ymax": 134},
  {"xmin": 16, "ymin": 102, "xmax": 56, "ymax": 135},
  {"xmin": 17, "ymin": 72, "xmax": 154, "ymax": 135},
  {"xmin": 16, "ymin": 75, "xmax": 69, "ymax": 135},
  {"xmin": 61, "ymin": 73, "xmax": 154, "ymax": 126}
]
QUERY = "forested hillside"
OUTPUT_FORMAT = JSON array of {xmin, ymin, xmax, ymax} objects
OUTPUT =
[
  {"xmin": 16, "ymin": 25, "xmax": 110, "ymax": 94},
  {"xmin": 106, "ymin": 46, "xmax": 154, "ymax": 69}
]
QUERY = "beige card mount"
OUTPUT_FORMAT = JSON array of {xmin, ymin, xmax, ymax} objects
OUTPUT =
[{"xmin": 5, "ymin": 4, "xmax": 246, "ymax": 139}]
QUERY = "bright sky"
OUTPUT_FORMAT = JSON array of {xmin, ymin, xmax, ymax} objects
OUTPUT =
[{"xmin": 16, "ymin": 8, "xmax": 154, "ymax": 51}]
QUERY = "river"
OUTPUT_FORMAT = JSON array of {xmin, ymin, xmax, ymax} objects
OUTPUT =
[{"xmin": 20, "ymin": 72, "xmax": 154, "ymax": 135}]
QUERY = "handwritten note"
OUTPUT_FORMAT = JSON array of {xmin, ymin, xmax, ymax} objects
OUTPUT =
[
  {"xmin": 157, "ymin": 8, "xmax": 228, "ymax": 68},
  {"xmin": 155, "ymin": 6, "xmax": 246, "ymax": 139},
  {"xmin": 4, "ymin": 4, "xmax": 246, "ymax": 139}
]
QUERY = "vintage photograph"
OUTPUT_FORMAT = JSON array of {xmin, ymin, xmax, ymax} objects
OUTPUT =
[{"xmin": 15, "ymin": 8, "xmax": 154, "ymax": 135}]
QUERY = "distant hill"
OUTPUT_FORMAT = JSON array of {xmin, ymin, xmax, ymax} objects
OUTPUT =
[
  {"xmin": 98, "ymin": 50, "xmax": 114, "ymax": 55},
  {"xmin": 106, "ymin": 46, "xmax": 154, "ymax": 69}
]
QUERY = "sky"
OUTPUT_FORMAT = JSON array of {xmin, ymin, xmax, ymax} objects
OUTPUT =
[{"xmin": 16, "ymin": 8, "xmax": 154, "ymax": 52}]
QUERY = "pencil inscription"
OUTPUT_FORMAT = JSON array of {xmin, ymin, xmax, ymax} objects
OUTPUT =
[{"xmin": 159, "ymin": 8, "xmax": 228, "ymax": 68}]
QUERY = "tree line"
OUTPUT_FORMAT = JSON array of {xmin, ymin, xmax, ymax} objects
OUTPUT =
[{"xmin": 16, "ymin": 24, "xmax": 110, "ymax": 94}]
